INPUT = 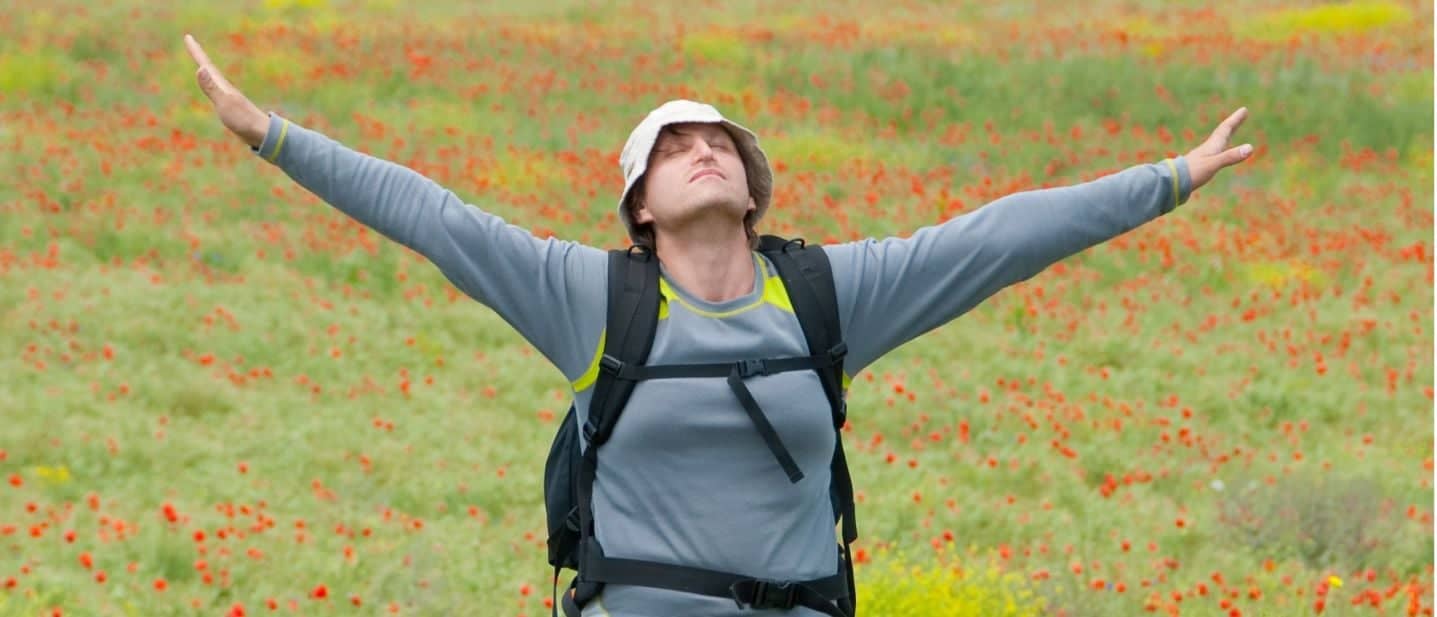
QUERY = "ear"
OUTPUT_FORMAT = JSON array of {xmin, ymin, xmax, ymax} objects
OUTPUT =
[
  {"xmin": 633, "ymin": 199, "xmax": 654, "ymax": 225},
  {"xmin": 746, "ymin": 195, "xmax": 756, "ymax": 213}
]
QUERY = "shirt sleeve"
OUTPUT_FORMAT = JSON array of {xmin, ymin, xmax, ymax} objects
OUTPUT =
[
  {"xmin": 825, "ymin": 157, "xmax": 1193, "ymax": 378},
  {"xmin": 251, "ymin": 112, "xmax": 607, "ymax": 382}
]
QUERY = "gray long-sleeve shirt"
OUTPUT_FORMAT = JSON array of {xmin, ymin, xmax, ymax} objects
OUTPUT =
[{"xmin": 251, "ymin": 112, "xmax": 1191, "ymax": 616}]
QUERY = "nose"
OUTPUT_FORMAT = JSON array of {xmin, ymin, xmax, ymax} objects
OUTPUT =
[{"xmin": 691, "ymin": 138, "xmax": 715, "ymax": 161}]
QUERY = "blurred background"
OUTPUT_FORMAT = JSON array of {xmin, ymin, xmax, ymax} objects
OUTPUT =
[{"xmin": 0, "ymin": 1, "xmax": 1432, "ymax": 615}]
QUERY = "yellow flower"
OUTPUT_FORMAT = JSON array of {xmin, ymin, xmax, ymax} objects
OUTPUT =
[
  {"xmin": 1329, "ymin": 575, "xmax": 1343, "ymax": 588},
  {"xmin": 32, "ymin": 465, "xmax": 71, "ymax": 485}
]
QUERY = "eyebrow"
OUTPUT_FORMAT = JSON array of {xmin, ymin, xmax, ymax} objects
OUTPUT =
[{"xmin": 659, "ymin": 126, "xmax": 731, "ymax": 145}]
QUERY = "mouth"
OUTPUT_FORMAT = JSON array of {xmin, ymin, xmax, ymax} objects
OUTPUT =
[{"xmin": 690, "ymin": 169, "xmax": 724, "ymax": 182}]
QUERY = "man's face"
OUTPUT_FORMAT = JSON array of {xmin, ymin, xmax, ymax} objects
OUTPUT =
[{"xmin": 632, "ymin": 122, "xmax": 753, "ymax": 232}]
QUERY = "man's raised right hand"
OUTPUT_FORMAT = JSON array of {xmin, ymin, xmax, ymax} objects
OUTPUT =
[{"xmin": 185, "ymin": 34, "xmax": 270, "ymax": 149}]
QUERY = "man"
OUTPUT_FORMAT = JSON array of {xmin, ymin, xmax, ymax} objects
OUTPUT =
[{"xmin": 185, "ymin": 31, "xmax": 1252, "ymax": 616}]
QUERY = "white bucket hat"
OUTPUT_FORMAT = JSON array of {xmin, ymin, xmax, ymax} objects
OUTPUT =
[{"xmin": 617, "ymin": 99, "xmax": 773, "ymax": 244}]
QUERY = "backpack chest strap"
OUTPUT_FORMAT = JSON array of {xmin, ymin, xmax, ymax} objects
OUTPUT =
[
  {"xmin": 600, "ymin": 342, "xmax": 845, "ymax": 381},
  {"xmin": 593, "ymin": 343, "xmax": 847, "ymax": 483}
]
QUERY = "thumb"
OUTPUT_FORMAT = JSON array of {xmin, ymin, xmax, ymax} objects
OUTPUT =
[
  {"xmin": 1222, "ymin": 143, "xmax": 1255, "ymax": 167},
  {"xmin": 195, "ymin": 66, "xmax": 221, "ymax": 101}
]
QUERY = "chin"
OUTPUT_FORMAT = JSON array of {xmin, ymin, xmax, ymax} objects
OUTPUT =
[{"xmin": 677, "ymin": 192, "xmax": 748, "ymax": 218}]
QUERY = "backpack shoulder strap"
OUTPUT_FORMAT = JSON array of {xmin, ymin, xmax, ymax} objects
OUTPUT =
[
  {"xmin": 585, "ymin": 246, "xmax": 662, "ymax": 450},
  {"xmin": 759, "ymin": 234, "xmax": 859, "ymax": 616},
  {"xmin": 758, "ymin": 235, "xmax": 844, "ymax": 414},
  {"xmin": 569, "ymin": 246, "xmax": 662, "ymax": 612}
]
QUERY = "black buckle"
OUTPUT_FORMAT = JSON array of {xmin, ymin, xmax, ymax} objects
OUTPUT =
[
  {"xmin": 731, "ymin": 580, "xmax": 797, "ymax": 610},
  {"xmin": 826, "ymin": 341, "xmax": 848, "ymax": 365},
  {"xmin": 599, "ymin": 354, "xmax": 623, "ymax": 376},
  {"xmin": 737, "ymin": 359, "xmax": 768, "ymax": 378},
  {"xmin": 581, "ymin": 420, "xmax": 599, "ymax": 443}
]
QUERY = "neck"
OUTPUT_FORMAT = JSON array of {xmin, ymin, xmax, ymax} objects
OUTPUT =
[{"xmin": 652, "ymin": 224, "xmax": 753, "ymax": 304}]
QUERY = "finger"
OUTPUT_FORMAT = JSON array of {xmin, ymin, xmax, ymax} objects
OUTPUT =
[
  {"xmin": 1209, "ymin": 107, "xmax": 1248, "ymax": 148},
  {"xmin": 184, "ymin": 34, "xmax": 214, "ymax": 70},
  {"xmin": 186, "ymin": 35, "xmax": 231, "ymax": 100}
]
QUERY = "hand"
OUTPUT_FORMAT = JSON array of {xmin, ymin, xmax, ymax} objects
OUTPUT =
[
  {"xmin": 184, "ymin": 34, "xmax": 270, "ymax": 148},
  {"xmin": 1184, "ymin": 107, "xmax": 1254, "ymax": 192}
]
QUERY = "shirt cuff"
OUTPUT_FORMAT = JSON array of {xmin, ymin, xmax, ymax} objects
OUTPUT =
[
  {"xmin": 1165, "ymin": 156, "xmax": 1194, "ymax": 212},
  {"xmin": 250, "ymin": 112, "xmax": 290, "ymax": 163}
]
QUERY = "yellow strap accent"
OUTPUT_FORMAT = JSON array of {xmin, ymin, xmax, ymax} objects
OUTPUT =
[
  {"xmin": 572, "ymin": 296, "xmax": 666, "ymax": 393},
  {"xmin": 841, "ymin": 372, "xmax": 852, "ymax": 391},
  {"xmin": 571, "ymin": 329, "xmax": 606, "ymax": 392},
  {"xmin": 265, "ymin": 119, "xmax": 290, "ymax": 163},
  {"xmin": 762, "ymin": 265, "xmax": 794, "ymax": 314},
  {"xmin": 1165, "ymin": 158, "xmax": 1180, "ymax": 211}
]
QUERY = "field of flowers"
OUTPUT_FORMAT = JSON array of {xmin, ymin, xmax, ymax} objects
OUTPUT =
[{"xmin": 1, "ymin": 0, "xmax": 1432, "ymax": 615}]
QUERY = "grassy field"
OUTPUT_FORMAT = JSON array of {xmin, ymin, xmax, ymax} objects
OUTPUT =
[{"xmin": 1, "ymin": 0, "xmax": 1433, "ymax": 615}]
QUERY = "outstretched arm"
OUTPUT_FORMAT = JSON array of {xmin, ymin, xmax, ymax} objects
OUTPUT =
[
  {"xmin": 827, "ymin": 108, "xmax": 1255, "ymax": 376},
  {"xmin": 183, "ymin": 34, "xmax": 607, "ymax": 382}
]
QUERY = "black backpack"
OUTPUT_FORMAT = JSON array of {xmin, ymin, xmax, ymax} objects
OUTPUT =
[{"xmin": 543, "ymin": 235, "xmax": 859, "ymax": 617}]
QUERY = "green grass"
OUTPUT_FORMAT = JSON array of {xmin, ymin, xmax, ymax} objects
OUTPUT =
[{"xmin": 0, "ymin": 0, "xmax": 1432, "ymax": 615}]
